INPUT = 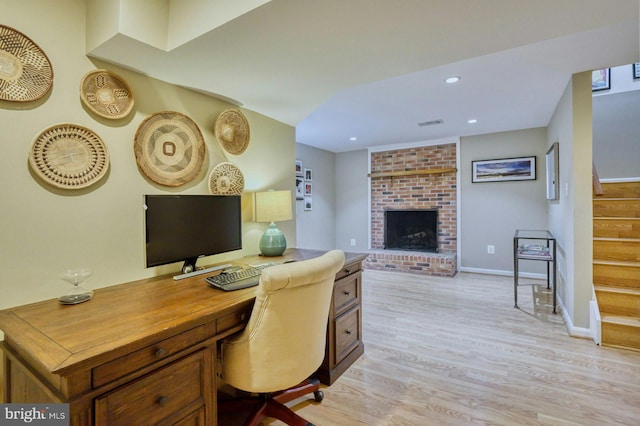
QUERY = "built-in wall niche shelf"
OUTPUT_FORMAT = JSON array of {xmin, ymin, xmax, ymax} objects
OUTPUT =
[{"xmin": 368, "ymin": 167, "xmax": 457, "ymax": 179}]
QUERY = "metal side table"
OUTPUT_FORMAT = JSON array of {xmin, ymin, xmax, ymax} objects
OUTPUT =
[{"xmin": 513, "ymin": 229, "xmax": 557, "ymax": 314}]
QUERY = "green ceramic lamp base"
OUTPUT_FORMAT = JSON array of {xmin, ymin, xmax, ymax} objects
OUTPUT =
[{"xmin": 259, "ymin": 222, "xmax": 287, "ymax": 256}]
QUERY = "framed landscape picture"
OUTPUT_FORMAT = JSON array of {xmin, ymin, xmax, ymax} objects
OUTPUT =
[{"xmin": 472, "ymin": 156, "xmax": 536, "ymax": 183}]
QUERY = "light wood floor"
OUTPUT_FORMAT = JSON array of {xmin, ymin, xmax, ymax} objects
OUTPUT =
[{"xmin": 263, "ymin": 270, "xmax": 640, "ymax": 425}]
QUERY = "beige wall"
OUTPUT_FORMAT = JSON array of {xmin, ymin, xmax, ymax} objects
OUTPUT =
[
  {"xmin": 0, "ymin": 0, "xmax": 295, "ymax": 312},
  {"xmin": 547, "ymin": 72, "xmax": 594, "ymax": 331}
]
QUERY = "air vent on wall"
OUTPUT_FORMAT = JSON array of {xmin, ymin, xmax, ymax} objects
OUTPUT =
[{"xmin": 417, "ymin": 119, "xmax": 443, "ymax": 127}]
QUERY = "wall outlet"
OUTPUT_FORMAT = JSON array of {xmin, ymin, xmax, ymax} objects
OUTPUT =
[
  {"xmin": 350, "ymin": 238, "xmax": 356, "ymax": 247},
  {"xmin": 487, "ymin": 245, "xmax": 495, "ymax": 254}
]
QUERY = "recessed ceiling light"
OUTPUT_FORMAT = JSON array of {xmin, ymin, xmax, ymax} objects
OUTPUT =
[
  {"xmin": 467, "ymin": 119, "xmax": 478, "ymax": 124},
  {"xmin": 349, "ymin": 137, "xmax": 358, "ymax": 141},
  {"xmin": 445, "ymin": 76, "xmax": 460, "ymax": 84}
]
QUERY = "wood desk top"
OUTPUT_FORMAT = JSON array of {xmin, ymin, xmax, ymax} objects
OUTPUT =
[{"xmin": 0, "ymin": 249, "xmax": 366, "ymax": 376}]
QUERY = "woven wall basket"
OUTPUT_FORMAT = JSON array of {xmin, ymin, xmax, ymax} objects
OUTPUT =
[
  {"xmin": 134, "ymin": 111, "xmax": 206, "ymax": 187},
  {"xmin": 208, "ymin": 162, "xmax": 244, "ymax": 195},
  {"xmin": 214, "ymin": 109, "xmax": 250, "ymax": 155},
  {"xmin": 80, "ymin": 69, "xmax": 134, "ymax": 119},
  {"xmin": 29, "ymin": 124, "xmax": 109, "ymax": 189},
  {"xmin": 0, "ymin": 25, "xmax": 53, "ymax": 102}
]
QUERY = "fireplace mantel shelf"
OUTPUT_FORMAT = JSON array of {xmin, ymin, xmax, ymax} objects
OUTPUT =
[{"xmin": 368, "ymin": 167, "xmax": 457, "ymax": 179}]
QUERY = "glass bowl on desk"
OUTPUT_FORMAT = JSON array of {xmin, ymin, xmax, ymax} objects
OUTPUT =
[{"xmin": 58, "ymin": 267, "xmax": 94, "ymax": 304}]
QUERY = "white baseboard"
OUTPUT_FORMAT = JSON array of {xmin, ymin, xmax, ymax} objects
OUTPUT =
[
  {"xmin": 590, "ymin": 300, "xmax": 602, "ymax": 345},
  {"xmin": 556, "ymin": 296, "xmax": 592, "ymax": 339},
  {"xmin": 459, "ymin": 266, "xmax": 546, "ymax": 280}
]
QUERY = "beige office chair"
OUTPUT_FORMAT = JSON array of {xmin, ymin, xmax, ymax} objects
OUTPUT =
[{"xmin": 218, "ymin": 250, "xmax": 345, "ymax": 426}]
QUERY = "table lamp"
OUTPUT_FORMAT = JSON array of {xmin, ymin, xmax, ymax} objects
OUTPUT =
[{"xmin": 255, "ymin": 190, "xmax": 293, "ymax": 256}]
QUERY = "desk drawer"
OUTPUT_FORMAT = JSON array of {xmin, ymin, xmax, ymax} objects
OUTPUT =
[
  {"xmin": 335, "ymin": 306, "xmax": 360, "ymax": 364},
  {"xmin": 217, "ymin": 305, "xmax": 251, "ymax": 336},
  {"xmin": 335, "ymin": 261, "xmax": 361, "ymax": 281},
  {"xmin": 333, "ymin": 271, "xmax": 360, "ymax": 315},
  {"xmin": 95, "ymin": 350, "xmax": 205, "ymax": 426},
  {"xmin": 93, "ymin": 324, "xmax": 210, "ymax": 388}
]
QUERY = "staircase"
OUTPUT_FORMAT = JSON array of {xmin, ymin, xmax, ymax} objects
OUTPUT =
[{"xmin": 593, "ymin": 181, "xmax": 640, "ymax": 351}]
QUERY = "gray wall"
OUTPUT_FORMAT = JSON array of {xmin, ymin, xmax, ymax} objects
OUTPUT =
[
  {"xmin": 295, "ymin": 143, "xmax": 336, "ymax": 250},
  {"xmin": 593, "ymin": 90, "xmax": 640, "ymax": 179},
  {"xmin": 459, "ymin": 128, "xmax": 549, "ymax": 274},
  {"xmin": 335, "ymin": 149, "xmax": 369, "ymax": 252}
]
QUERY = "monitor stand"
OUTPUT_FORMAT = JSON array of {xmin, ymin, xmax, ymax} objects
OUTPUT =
[
  {"xmin": 173, "ymin": 259, "xmax": 233, "ymax": 281},
  {"xmin": 182, "ymin": 257, "xmax": 198, "ymax": 274}
]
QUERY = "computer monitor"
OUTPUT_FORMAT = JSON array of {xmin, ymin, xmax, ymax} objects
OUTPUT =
[{"xmin": 144, "ymin": 194, "xmax": 242, "ymax": 273}]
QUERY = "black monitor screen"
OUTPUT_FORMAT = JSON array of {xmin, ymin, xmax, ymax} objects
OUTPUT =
[{"xmin": 144, "ymin": 195, "xmax": 242, "ymax": 270}]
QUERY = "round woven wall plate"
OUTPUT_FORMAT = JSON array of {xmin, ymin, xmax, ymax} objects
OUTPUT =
[
  {"xmin": 80, "ymin": 69, "xmax": 134, "ymax": 119},
  {"xmin": 0, "ymin": 25, "xmax": 53, "ymax": 102},
  {"xmin": 29, "ymin": 124, "xmax": 109, "ymax": 189},
  {"xmin": 208, "ymin": 162, "xmax": 244, "ymax": 195},
  {"xmin": 214, "ymin": 109, "xmax": 250, "ymax": 155},
  {"xmin": 134, "ymin": 111, "xmax": 206, "ymax": 187}
]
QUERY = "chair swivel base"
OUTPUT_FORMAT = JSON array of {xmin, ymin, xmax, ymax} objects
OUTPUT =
[{"xmin": 218, "ymin": 378, "xmax": 323, "ymax": 426}]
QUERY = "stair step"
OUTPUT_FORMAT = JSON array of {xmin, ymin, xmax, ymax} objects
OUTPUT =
[
  {"xmin": 596, "ymin": 181, "xmax": 640, "ymax": 198},
  {"xmin": 593, "ymin": 261, "xmax": 640, "ymax": 289},
  {"xmin": 593, "ymin": 217, "xmax": 640, "ymax": 238},
  {"xmin": 593, "ymin": 198, "xmax": 640, "ymax": 218},
  {"xmin": 593, "ymin": 238, "xmax": 640, "ymax": 262},
  {"xmin": 601, "ymin": 314, "xmax": 640, "ymax": 351},
  {"xmin": 601, "ymin": 313, "xmax": 640, "ymax": 326},
  {"xmin": 595, "ymin": 286, "xmax": 640, "ymax": 316}
]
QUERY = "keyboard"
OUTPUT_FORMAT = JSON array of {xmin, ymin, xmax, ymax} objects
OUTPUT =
[{"xmin": 205, "ymin": 263, "xmax": 274, "ymax": 291}]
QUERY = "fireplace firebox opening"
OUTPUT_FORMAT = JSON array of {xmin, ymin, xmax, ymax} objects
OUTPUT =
[{"xmin": 384, "ymin": 209, "xmax": 438, "ymax": 252}]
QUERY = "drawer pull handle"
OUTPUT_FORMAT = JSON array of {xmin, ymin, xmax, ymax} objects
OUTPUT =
[
  {"xmin": 155, "ymin": 348, "xmax": 167, "ymax": 357},
  {"xmin": 156, "ymin": 396, "xmax": 169, "ymax": 406},
  {"xmin": 344, "ymin": 269, "xmax": 351, "ymax": 274},
  {"xmin": 345, "ymin": 330, "xmax": 352, "ymax": 335},
  {"xmin": 343, "ymin": 290, "xmax": 351, "ymax": 296}
]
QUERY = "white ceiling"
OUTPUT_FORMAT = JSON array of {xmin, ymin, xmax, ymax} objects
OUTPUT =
[{"xmin": 87, "ymin": 0, "xmax": 640, "ymax": 153}]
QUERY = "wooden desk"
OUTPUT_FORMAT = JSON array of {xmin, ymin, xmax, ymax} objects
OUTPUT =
[{"xmin": 0, "ymin": 249, "xmax": 366, "ymax": 425}]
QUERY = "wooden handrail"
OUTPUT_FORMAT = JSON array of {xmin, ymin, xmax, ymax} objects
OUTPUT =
[
  {"xmin": 368, "ymin": 168, "xmax": 457, "ymax": 179},
  {"xmin": 592, "ymin": 162, "xmax": 604, "ymax": 196}
]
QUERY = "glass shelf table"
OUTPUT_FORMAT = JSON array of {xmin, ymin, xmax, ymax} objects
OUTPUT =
[{"xmin": 513, "ymin": 229, "xmax": 557, "ymax": 314}]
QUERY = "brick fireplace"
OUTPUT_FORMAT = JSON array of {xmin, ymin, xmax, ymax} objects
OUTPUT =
[{"xmin": 364, "ymin": 143, "xmax": 457, "ymax": 276}]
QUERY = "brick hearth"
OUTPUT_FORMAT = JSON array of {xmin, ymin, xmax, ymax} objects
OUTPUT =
[
  {"xmin": 365, "ymin": 143, "xmax": 457, "ymax": 276},
  {"xmin": 363, "ymin": 250, "xmax": 457, "ymax": 277}
]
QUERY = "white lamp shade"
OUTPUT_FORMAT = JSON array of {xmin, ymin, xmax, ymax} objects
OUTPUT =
[{"xmin": 255, "ymin": 190, "xmax": 292, "ymax": 223}]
